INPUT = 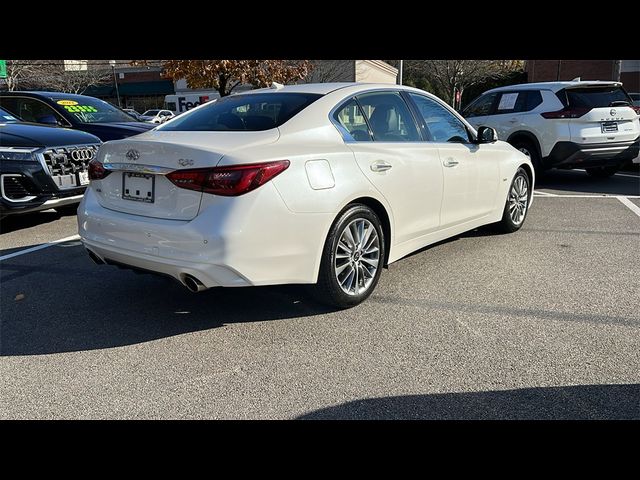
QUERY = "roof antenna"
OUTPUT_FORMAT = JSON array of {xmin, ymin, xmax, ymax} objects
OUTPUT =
[
  {"xmin": 571, "ymin": 77, "xmax": 581, "ymax": 81},
  {"xmin": 270, "ymin": 82, "xmax": 284, "ymax": 90}
]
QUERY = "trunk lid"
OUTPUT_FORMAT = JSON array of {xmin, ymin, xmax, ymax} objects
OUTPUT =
[
  {"xmin": 564, "ymin": 85, "xmax": 640, "ymax": 143},
  {"xmin": 92, "ymin": 130, "xmax": 279, "ymax": 220}
]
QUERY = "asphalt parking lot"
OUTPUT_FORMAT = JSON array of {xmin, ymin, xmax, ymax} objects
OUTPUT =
[{"xmin": 1, "ymin": 169, "xmax": 639, "ymax": 419}]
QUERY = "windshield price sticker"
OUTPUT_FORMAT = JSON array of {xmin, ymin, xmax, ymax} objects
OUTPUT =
[
  {"xmin": 498, "ymin": 93, "xmax": 519, "ymax": 110},
  {"xmin": 63, "ymin": 105, "xmax": 98, "ymax": 113}
]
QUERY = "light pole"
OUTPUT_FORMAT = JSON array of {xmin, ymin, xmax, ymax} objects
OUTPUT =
[
  {"xmin": 111, "ymin": 64, "xmax": 121, "ymax": 108},
  {"xmin": 398, "ymin": 60, "xmax": 403, "ymax": 85}
]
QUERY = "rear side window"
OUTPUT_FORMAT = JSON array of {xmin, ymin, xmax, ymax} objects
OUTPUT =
[
  {"xmin": 463, "ymin": 93, "xmax": 497, "ymax": 117},
  {"xmin": 494, "ymin": 91, "xmax": 543, "ymax": 114},
  {"xmin": 160, "ymin": 92, "xmax": 322, "ymax": 131},
  {"xmin": 562, "ymin": 86, "xmax": 632, "ymax": 108},
  {"xmin": 333, "ymin": 99, "xmax": 372, "ymax": 141}
]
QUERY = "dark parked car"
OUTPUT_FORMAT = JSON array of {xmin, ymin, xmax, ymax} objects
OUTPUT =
[
  {"xmin": 0, "ymin": 106, "xmax": 101, "ymax": 218},
  {"xmin": 0, "ymin": 92, "xmax": 155, "ymax": 141}
]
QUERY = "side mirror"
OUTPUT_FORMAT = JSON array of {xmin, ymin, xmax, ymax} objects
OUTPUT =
[
  {"xmin": 476, "ymin": 126, "xmax": 497, "ymax": 144},
  {"xmin": 36, "ymin": 114, "xmax": 60, "ymax": 126}
]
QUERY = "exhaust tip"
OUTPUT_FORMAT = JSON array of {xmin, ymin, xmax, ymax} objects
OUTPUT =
[
  {"xmin": 183, "ymin": 274, "xmax": 207, "ymax": 293},
  {"xmin": 87, "ymin": 250, "xmax": 105, "ymax": 265}
]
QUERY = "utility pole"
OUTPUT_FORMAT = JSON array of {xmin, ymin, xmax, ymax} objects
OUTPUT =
[
  {"xmin": 613, "ymin": 60, "xmax": 622, "ymax": 82},
  {"xmin": 398, "ymin": 60, "xmax": 403, "ymax": 85},
  {"xmin": 110, "ymin": 60, "xmax": 121, "ymax": 108}
]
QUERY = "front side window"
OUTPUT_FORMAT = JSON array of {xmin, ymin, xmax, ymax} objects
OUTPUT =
[
  {"xmin": 0, "ymin": 97, "xmax": 65, "ymax": 125},
  {"xmin": 333, "ymin": 99, "xmax": 372, "ymax": 141},
  {"xmin": 355, "ymin": 91, "xmax": 421, "ymax": 142},
  {"xmin": 160, "ymin": 93, "xmax": 322, "ymax": 131},
  {"xmin": 463, "ymin": 93, "xmax": 497, "ymax": 117},
  {"xmin": 408, "ymin": 93, "xmax": 470, "ymax": 143}
]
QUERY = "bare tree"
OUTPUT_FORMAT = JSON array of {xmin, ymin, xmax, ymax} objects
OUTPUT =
[
  {"xmin": 405, "ymin": 60, "xmax": 524, "ymax": 107},
  {"xmin": 304, "ymin": 60, "xmax": 353, "ymax": 83},
  {"xmin": 2, "ymin": 60, "xmax": 110, "ymax": 93},
  {"xmin": 2, "ymin": 60, "xmax": 43, "ymax": 91},
  {"xmin": 44, "ymin": 63, "xmax": 111, "ymax": 94}
]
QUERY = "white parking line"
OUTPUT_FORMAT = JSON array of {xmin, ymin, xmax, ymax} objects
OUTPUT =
[
  {"xmin": 533, "ymin": 191, "xmax": 558, "ymax": 197},
  {"xmin": 617, "ymin": 196, "xmax": 640, "ymax": 218},
  {"xmin": 534, "ymin": 194, "xmax": 640, "ymax": 198},
  {"xmin": 0, "ymin": 234, "xmax": 81, "ymax": 262}
]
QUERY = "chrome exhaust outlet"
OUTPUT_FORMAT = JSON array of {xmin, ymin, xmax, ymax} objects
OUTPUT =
[
  {"xmin": 183, "ymin": 274, "xmax": 208, "ymax": 293},
  {"xmin": 87, "ymin": 249, "xmax": 105, "ymax": 265}
]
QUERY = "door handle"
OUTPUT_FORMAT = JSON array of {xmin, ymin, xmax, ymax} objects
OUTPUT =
[
  {"xmin": 370, "ymin": 161, "xmax": 393, "ymax": 172},
  {"xmin": 443, "ymin": 157, "xmax": 459, "ymax": 167},
  {"xmin": 509, "ymin": 118, "xmax": 519, "ymax": 123}
]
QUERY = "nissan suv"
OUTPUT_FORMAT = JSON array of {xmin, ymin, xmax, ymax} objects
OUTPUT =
[{"xmin": 463, "ymin": 81, "xmax": 640, "ymax": 177}]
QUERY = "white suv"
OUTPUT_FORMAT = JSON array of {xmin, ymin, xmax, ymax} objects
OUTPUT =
[{"xmin": 463, "ymin": 81, "xmax": 640, "ymax": 177}]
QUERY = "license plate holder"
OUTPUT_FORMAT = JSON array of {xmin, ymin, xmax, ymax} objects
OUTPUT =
[
  {"xmin": 122, "ymin": 172, "xmax": 155, "ymax": 203},
  {"xmin": 601, "ymin": 121, "xmax": 618, "ymax": 133}
]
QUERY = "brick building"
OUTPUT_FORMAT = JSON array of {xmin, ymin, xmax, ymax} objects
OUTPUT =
[{"xmin": 526, "ymin": 60, "xmax": 639, "ymax": 92}]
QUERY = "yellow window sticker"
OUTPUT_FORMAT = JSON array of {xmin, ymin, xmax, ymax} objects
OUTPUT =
[{"xmin": 57, "ymin": 100, "xmax": 79, "ymax": 106}]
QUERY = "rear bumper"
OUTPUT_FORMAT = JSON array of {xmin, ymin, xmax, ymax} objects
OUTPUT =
[
  {"xmin": 544, "ymin": 137, "xmax": 640, "ymax": 169},
  {"xmin": 77, "ymin": 186, "xmax": 333, "ymax": 288}
]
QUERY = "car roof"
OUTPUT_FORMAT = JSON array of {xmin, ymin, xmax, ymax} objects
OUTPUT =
[
  {"xmin": 1, "ymin": 91, "xmax": 93, "ymax": 100},
  {"xmin": 484, "ymin": 80, "xmax": 623, "ymax": 95}
]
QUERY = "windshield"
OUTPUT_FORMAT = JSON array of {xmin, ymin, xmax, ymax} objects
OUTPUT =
[
  {"xmin": 143, "ymin": 110, "xmax": 160, "ymax": 116},
  {"xmin": 54, "ymin": 96, "xmax": 139, "ymax": 123},
  {"xmin": 0, "ymin": 107, "xmax": 19, "ymax": 123},
  {"xmin": 159, "ymin": 93, "xmax": 323, "ymax": 131}
]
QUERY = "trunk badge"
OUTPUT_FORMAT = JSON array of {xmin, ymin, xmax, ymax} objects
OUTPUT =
[
  {"xmin": 126, "ymin": 149, "xmax": 140, "ymax": 161},
  {"xmin": 178, "ymin": 158, "xmax": 194, "ymax": 166}
]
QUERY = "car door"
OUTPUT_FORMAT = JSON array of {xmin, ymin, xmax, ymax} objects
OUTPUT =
[
  {"xmin": 335, "ymin": 91, "xmax": 444, "ymax": 245},
  {"xmin": 407, "ymin": 93, "xmax": 500, "ymax": 228}
]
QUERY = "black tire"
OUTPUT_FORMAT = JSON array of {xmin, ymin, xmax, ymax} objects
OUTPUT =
[
  {"xmin": 585, "ymin": 166, "xmax": 618, "ymax": 178},
  {"xmin": 55, "ymin": 204, "xmax": 79, "ymax": 216},
  {"xmin": 511, "ymin": 139, "xmax": 544, "ymax": 177},
  {"xmin": 313, "ymin": 204, "xmax": 385, "ymax": 309},
  {"xmin": 496, "ymin": 167, "xmax": 531, "ymax": 233}
]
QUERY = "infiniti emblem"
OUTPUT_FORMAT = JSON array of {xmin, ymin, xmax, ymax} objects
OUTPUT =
[
  {"xmin": 126, "ymin": 149, "xmax": 140, "ymax": 161},
  {"xmin": 610, "ymin": 109, "xmax": 616, "ymax": 117}
]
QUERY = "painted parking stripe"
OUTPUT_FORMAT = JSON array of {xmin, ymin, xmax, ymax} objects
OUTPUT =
[
  {"xmin": 617, "ymin": 196, "xmax": 640, "ymax": 218},
  {"xmin": 534, "ymin": 194, "xmax": 640, "ymax": 198},
  {"xmin": 0, "ymin": 234, "xmax": 81, "ymax": 262}
]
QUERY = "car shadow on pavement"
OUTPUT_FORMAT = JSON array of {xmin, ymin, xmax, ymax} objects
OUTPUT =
[
  {"xmin": 0, "ymin": 209, "xmax": 73, "ymax": 235},
  {"xmin": 0, "ymin": 260, "xmax": 336, "ymax": 356},
  {"xmin": 297, "ymin": 384, "xmax": 640, "ymax": 419},
  {"xmin": 536, "ymin": 169, "xmax": 640, "ymax": 196}
]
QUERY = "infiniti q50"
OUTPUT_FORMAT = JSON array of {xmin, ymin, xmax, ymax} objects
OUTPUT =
[{"xmin": 79, "ymin": 83, "xmax": 534, "ymax": 308}]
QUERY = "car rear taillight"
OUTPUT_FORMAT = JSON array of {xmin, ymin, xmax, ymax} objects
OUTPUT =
[
  {"xmin": 166, "ymin": 160, "xmax": 290, "ymax": 197},
  {"xmin": 631, "ymin": 105, "xmax": 640, "ymax": 115},
  {"xmin": 541, "ymin": 107, "xmax": 591, "ymax": 119},
  {"xmin": 88, "ymin": 159, "xmax": 111, "ymax": 180}
]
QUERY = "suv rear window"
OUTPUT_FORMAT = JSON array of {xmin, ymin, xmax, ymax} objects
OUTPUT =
[
  {"xmin": 159, "ymin": 92, "xmax": 322, "ymax": 131},
  {"xmin": 560, "ymin": 86, "xmax": 632, "ymax": 108}
]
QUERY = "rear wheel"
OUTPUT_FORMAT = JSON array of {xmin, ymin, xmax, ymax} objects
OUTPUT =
[
  {"xmin": 511, "ymin": 139, "xmax": 544, "ymax": 176},
  {"xmin": 496, "ymin": 167, "xmax": 531, "ymax": 233},
  {"xmin": 585, "ymin": 166, "xmax": 618, "ymax": 178},
  {"xmin": 313, "ymin": 204, "xmax": 385, "ymax": 309}
]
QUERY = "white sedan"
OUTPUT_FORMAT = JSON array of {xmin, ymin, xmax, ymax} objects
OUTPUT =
[
  {"xmin": 139, "ymin": 109, "xmax": 175, "ymax": 124},
  {"xmin": 79, "ymin": 83, "xmax": 534, "ymax": 308}
]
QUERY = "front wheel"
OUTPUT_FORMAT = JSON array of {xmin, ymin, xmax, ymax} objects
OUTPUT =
[
  {"xmin": 586, "ymin": 166, "xmax": 618, "ymax": 178},
  {"xmin": 496, "ymin": 167, "xmax": 531, "ymax": 233},
  {"xmin": 313, "ymin": 205, "xmax": 385, "ymax": 309}
]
